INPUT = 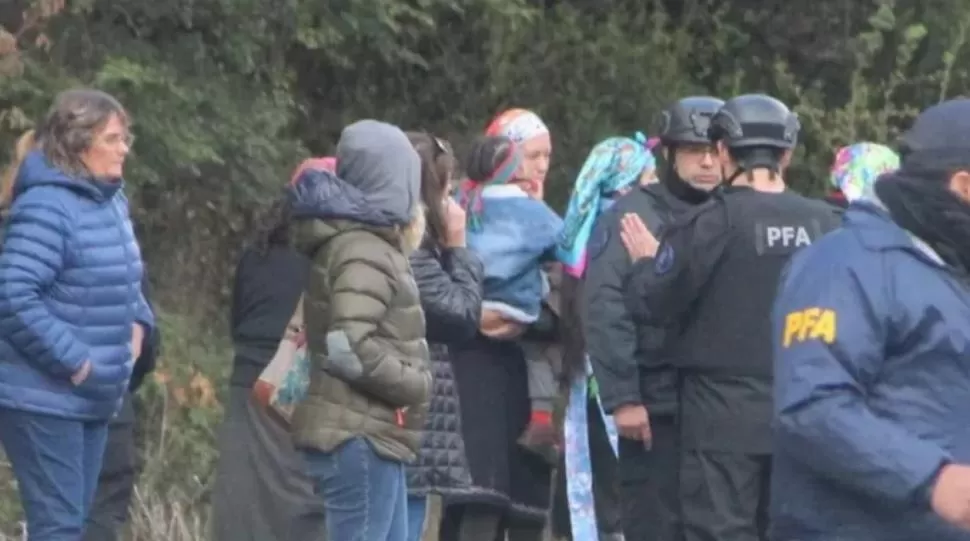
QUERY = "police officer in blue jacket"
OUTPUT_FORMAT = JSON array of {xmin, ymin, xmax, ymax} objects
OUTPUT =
[
  {"xmin": 619, "ymin": 94, "xmax": 841, "ymax": 541},
  {"xmin": 771, "ymin": 98, "xmax": 970, "ymax": 541}
]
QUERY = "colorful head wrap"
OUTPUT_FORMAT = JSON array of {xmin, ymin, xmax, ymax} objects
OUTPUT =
[
  {"xmin": 458, "ymin": 138, "xmax": 523, "ymax": 232},
  {"xmin": 830, "ymin": 143, "xmax": 899, "ymax": 203},
  {"xmin": 486, "ymin": 108, "xmax": 550, "ymax": 143},
  {"xmin": 557, "ymin": 133, "xmax": 658, "ymax": 277},
  {"xmin": 290, "ymin": 156, "xmax": 337, "ymax": 185}
]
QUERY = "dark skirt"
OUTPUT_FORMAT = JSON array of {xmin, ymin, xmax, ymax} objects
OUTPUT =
[
  {"xmin": 211, "ymin": 385, "xmax": 326, "ymax": 541},
  {"xmin": 442, "ymin": 335, "xmax": 552, "ymax": 525}
]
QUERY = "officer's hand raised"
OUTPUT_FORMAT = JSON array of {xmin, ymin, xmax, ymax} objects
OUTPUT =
[{"xmin": 620, "ymin": 213, "xmax": 659, "ymax": 261}]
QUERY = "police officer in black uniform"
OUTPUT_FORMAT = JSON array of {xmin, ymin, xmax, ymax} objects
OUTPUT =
[
  {"xmin": 617, "ymin": 94, "xmax": 841, "ymax": 541},
  {"xmin": 583, "ymin": 96, "xmax": 724, "ymax": 541}
]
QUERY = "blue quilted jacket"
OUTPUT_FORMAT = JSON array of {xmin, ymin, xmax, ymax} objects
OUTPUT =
[{"xmin": 0, "ymin": 151, "xmax": 154, "ymax": 420}]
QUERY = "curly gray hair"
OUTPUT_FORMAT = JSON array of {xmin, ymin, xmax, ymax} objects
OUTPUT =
[{"xmin": 35, "ymin": 89, "xmax": 129, "ymax": 176}]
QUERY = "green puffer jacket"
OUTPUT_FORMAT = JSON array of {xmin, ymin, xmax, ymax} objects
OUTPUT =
[{"xmin": 290, "ymin": 217, "xmax": 432, "ymax": 463}]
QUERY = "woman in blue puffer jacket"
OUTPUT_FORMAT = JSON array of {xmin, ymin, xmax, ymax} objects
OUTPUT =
[{"xmin": 0, "ymin": 88, "xmax": 154, "ymax": 540}]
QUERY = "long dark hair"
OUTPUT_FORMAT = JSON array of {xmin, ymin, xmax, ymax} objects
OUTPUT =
[
  {"xmin": 464, "ymin": 135, "xmax": 518, "ymax": 184},
  {"xmin": 559, "ymin": 271, "xmax": 591, "ymax": 389},
  {"xmin": 406, "ymin": 132, "xmax": 455, "ymax": 250}
]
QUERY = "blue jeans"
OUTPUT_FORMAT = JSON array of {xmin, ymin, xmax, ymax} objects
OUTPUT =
[
  {"xmin": 303, "ymin": 437, "xmax": 408, "ymax": 541},
  {"xmin": 0, "ymin": 407, "xmax": 110, "ymax": 541},
  {"xmin": 406, "ymin": 496, "xmax": 427, "ymax": 541}
]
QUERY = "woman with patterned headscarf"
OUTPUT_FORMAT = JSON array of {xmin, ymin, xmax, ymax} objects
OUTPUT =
[
  {"xmin": 479, "ymin": 110, "xmax": 562, "ymax": 456},
  {"xmin": 827, "ymin": 143, "xmax": 900, "ymax": 208},
  {"xmin": 441, "ymin": 109, "xmax": 557, "ymax": 541},
  {"xmin": 558, "ymin": 134, "xmax": 659, "ymax": 278},
  {"xmin": 457, "ymin": 135, "xmax": 563, "ymax": 465},
  {"xmin": 552, "ymin": 134, "xmax": 657, "ymax": 541},
  {"xmin": 485, "ymin": 108, "xmax": 553, "ymax": 200}
]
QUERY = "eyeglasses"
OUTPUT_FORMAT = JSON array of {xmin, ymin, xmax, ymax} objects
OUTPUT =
[{"xmin": 99, "ymin": 132, "xmax": 135, "ymax": 148}]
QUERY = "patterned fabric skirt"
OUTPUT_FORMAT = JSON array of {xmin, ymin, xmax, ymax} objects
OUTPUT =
[{"xmin": 564, "ymin": 360, "xmax": 620, "ymax": 539}]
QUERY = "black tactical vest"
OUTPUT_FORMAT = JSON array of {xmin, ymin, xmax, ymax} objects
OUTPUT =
[{"xmin": 673, "ymin": 187, "xmax": 841, "ymax": 378}]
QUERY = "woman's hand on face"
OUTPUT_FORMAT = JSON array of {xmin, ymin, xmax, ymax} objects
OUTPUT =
[
  {"xmin": 517, "ymin": 178, "xmax": 544, "ymax": 201},
  {"xmin": 480, "ymin": 309, "xmax": 526, "ymax": 340},
  {"xmin": 444, "ymin": 198, "xmax": 467, "ymax": 248},
  {"xmin": 619, "ymin": 213, "xmax": 659, "ymax": 261}
]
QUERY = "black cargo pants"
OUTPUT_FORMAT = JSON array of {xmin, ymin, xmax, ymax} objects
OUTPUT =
[{"xmin": 83, "ymin": 394, "xmax": 138, "ymax": 541}]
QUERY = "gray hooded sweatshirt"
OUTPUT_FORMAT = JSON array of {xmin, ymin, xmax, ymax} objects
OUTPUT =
[{"xmin": 334, "ymin": 119, "xmax": 421, "ymax": 225}]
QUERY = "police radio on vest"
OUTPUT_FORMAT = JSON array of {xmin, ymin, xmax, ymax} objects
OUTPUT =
[{"xmin": 766, "ymin": 226, "xmax": 812, "ymax": 247}]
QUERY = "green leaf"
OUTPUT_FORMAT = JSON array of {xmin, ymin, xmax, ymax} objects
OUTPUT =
[{"xmin": 869, "ymin": 3, "xmax": 896, "ymax": 31}]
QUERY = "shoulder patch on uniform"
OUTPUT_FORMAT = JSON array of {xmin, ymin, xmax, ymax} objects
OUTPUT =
[
  {"xmin": 782, "ymin": 307, "xmax": 837, "ymax": 348},
  {"xmin": 654, "ymin": 242, "xmax": 675, "ymax": 275},
  {"xmin": 588, "ymin": 223, "xmax": 611, "ymax": 262}
]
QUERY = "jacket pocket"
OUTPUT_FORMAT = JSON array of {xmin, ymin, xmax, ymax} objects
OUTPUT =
[
  {"xmin": 73, "ymin": 362, "xmax": 123, "ymax": 402},
  {"xmin": 392, "ymin": 363, "xmax": 432, "ymax": 408},
  {"xmin": 322, "ymin": 330, "xmax": 364, "ymax": 381},
  {"xmin": 323, "ymin": 330, "xmax": 431, "ymax": 408}
]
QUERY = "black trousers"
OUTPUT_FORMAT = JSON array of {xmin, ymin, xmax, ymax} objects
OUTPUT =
[
  {"xmin": 680, "ymin": 451, "xmax": 771, "ymax": 541},
  {"xmin": 83, "ymin": 394, "xmax": 138, "ymax": 541},
  {"xmin": 618, "ymin": 415, "xmax": 682, "ymax": 541},
  {"xmin": 440, "ymin": 504, "xmax": 544, "ymax": 541}
]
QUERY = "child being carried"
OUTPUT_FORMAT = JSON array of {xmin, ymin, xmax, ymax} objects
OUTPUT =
[{"xmin": 459, "ymin": 135, "xmax": 564, "ymax": 463}]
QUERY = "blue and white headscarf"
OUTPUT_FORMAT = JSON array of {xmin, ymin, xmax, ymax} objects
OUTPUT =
[{"xmin": 557, "ymin": 133, "xmax": 657, "ymax": 277}]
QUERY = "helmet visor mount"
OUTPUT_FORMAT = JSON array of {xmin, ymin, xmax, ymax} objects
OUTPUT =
[{"xmin": 688, "ymin": 110, "xmax": 714, "ymax": 141}]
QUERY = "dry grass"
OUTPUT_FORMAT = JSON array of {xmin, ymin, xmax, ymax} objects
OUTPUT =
[{"xmin": 127, "ymin": 485, "xmax": 209, "ymax": 541}]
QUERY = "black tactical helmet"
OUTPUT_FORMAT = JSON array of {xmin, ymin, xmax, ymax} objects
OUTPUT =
[
  {"xmin": 656, "ymin": 96, "xmax": 725, "ymax": 146},
  {"xmin": 707, "ymin": 94, "xmax": 800, "ymax": 149}
]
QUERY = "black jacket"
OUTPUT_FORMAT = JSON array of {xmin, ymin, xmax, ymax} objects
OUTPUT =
[
  {"xmin": 229, "ymin": 246, "xmax": 310, "ymax": 387},
  {"xmin": 405, "ymin": 242, "xmax": 484, "ymax": 496},
  {"xmin": 583, "ymin": 182, "xmax": 700, "ymax": 415},
  {"xmin": 625, "ymin": 186, "xmax": 841, "ymax": 452}
]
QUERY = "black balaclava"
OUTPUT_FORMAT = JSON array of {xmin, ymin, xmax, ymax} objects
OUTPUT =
[
  {"xmin": 876, "ymin": 155, "xmax": 970, "ymax": 274},
  {"xmin": 875, "ymin": 98, "xmax": 970, "ymax": 274}
]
